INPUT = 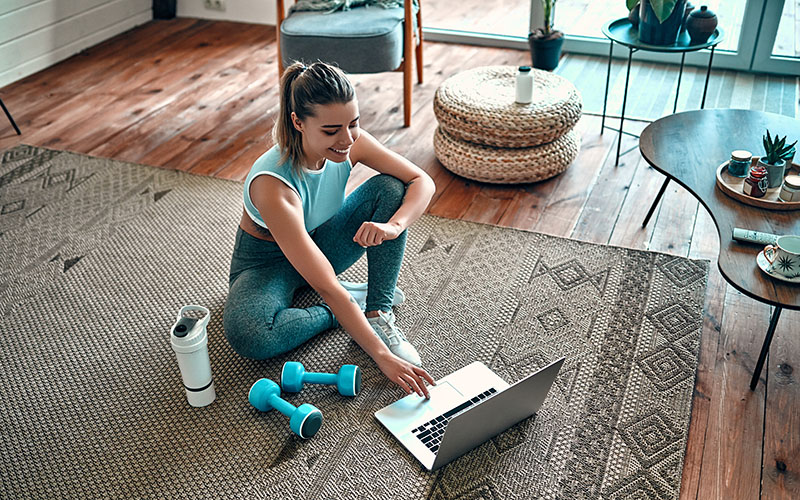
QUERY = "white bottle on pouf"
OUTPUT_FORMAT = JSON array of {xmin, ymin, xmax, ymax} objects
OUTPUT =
[{"xmin": 515, "ymin": 66, "xmax": 533, "ymax": 104}]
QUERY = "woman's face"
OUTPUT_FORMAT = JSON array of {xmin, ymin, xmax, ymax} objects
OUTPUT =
[{"xmin": 293, "ymin": 99, "xmax": 360, "ymax": 169}]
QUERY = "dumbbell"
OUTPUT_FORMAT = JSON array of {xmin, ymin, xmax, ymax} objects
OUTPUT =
[
  {"xmin": 248, "ymin": 378, "xmax": 323, "ymax": 439},
  {"xmin": 281, "ymin": 361, "xmax": 361, "ymax": 397}
]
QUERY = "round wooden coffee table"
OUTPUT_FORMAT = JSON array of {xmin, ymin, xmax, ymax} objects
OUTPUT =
[
  {"xmin": 639, "ymin": 109, "xmax": 800, "ymax": 390},
  {"xmin": 433, "ymin": 66, "xmax": 582, "ymax": 184}
]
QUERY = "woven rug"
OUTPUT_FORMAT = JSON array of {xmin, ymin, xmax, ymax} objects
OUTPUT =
[{"xmin": 0, "ymin": 145, "xmax": 709, "ymax": 500}]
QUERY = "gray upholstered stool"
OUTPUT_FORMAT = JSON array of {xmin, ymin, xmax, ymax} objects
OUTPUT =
[
  {"xmin": 275, "ymin": 0, "xmax": 423, "ymax": 127},
  {"xmin": 280, "ymin": 7, "xmax": 417, "ymax": 74}
]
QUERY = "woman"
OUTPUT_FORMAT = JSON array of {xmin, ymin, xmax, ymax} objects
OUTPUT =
[{"xmin": 223, "ymin": 62, "xmax": 436, "ymax": 397}]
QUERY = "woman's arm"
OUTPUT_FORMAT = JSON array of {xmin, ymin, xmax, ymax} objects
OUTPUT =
[
  {"xmin": 349, "ymin": 130, "xmax": 435, "ymax": 247},
  {"xmin": 249, "ymin": 175, "xmax": 434, "ymax": 396}
]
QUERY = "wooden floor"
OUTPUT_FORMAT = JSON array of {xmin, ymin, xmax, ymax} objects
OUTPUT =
[{"xmin": 0, "ymin": 18, "xmax": 797, "ymax": 499}]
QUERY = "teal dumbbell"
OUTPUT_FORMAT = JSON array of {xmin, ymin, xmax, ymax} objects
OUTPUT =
[
  {"xmin": 281, "ymin": 361, "xmax": 361, "ymax": 397},
  {"xmin": 248, "ymin": 378, "xmax": 323, "ymax": 439}
]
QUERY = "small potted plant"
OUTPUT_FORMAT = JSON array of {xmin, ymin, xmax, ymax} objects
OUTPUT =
[
  {"xmin": 759, "ymin": 130, "xmax": 797, "ymax": 189},
  {"xmin": 528, "ymin": 0, "xmax": 564, "ymax": 71}
]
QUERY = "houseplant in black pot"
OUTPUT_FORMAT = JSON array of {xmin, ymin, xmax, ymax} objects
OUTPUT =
[
  {"xmin": 759, "ymin": 130, "xmax": 797, "ymax": 189},
  {"xmin": 528, "ymin": 0, "xmax": 564, "ymax": 71},
  {"xmin": 627, "ymin": 0, "xmax": 687, "ymax": 45}
]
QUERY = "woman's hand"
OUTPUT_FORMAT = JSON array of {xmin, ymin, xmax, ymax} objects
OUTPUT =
[
  {"xmin": 376, "ymin": 352, "xmax": 436, "ymax": 398},
  {"xmin": 354, "ymin": 221, "xmax": 403, "ymax": 247}
]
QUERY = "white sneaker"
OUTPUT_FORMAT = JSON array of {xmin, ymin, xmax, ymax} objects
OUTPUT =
[
  {"xmin": 339, "ymin": 280, "xmax": 406, "ymax": 311},
  {"xmin": 368, "ymin": 310, "xmax": 422, "ymax": 367}
]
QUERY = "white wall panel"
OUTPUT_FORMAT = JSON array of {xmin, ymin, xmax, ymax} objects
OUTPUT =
[
  {"xmin": 0, "ymin": 0, "xmax": 151, "ymax": 88},
  {"xmin": 177, "ymin": 0, "xmax": 287, "ymax": 26}
]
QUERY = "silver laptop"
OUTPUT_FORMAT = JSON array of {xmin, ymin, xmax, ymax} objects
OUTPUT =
[{"xmin": 375, "ymin": 358, "xmax": 564, "ymax": 470}]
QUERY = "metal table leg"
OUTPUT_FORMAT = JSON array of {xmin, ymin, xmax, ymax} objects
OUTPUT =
[
  {"xmin": 615, "ymin": 47, "xmax": 635, "ymax": 166},
  {"xmin": 601, "ymin": 40, "xmax": 614, "ymax": 134},
  {"xmin": 0, "ymin": 98, "xmax": 21, "ymax": 135},
  {"xmin": 750, "ymin": 306, "xmax": 782, "ymax": 390},
  {"xmin": 700, "ymin": 45, "xmax": 716, "ymax": 109},
  {"xmin": 673, "ymin": 53, "xmax": 686, "ymax": 114},
  {"xmin": 642, "ymin": 177, "xmax": 670, "ymax": 227}
]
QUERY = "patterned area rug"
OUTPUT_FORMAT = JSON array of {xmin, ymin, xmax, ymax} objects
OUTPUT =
[{"xmin": 0, "ymin": 145, "xmax": 709, "ymax": 499}]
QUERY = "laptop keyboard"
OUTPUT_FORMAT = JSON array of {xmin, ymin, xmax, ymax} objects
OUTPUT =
[{"xmin": 411, "ymin": 387, "xmax": 497, "ymax": 454}]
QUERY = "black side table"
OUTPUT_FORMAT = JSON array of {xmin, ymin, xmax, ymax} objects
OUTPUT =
[{"xmin": 600, "ymin": 18, "xmax": 723, "ymax": 166}]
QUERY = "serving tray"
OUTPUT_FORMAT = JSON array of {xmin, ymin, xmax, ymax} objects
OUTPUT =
[{"xmin": 715, "ymin": 159, "xmax": 800, "ymax": 211}]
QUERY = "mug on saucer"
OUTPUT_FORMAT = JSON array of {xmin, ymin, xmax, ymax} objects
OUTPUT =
[{"xmin": 762, "ymin": 235, "xmax": 800, "ymax": 279}]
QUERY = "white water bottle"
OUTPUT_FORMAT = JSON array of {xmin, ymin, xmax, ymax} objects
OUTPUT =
[
  {"xmin": 515, "ymin": 66, "xmax": 533, "ymax": 104},
  {"xmin": 170, "ymin": 305, "xmax": 216, "ymax": 407}
]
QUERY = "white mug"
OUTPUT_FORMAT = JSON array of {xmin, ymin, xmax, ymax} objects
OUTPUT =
[{"xmin": 762, "ymin": 235, "xmax": 800, "ymax": 279}]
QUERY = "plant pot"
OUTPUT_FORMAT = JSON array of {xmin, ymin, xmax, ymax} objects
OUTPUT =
[
  {"xmin": 628, "ymin": 4, "xmax": 640, "ymax": 29},
  {"xmin": 528, "ymin": 31, "xmax": 565, "ymax": 71},
  {"xmin": 638, "ymin": 0, "xmax": 687, "ymax": 45},
  {"xmin": 153, "ymin": 0, "xmax": 177, "ymax": 20},
  {"xmin": 758, "ymin": 158, "xmax": 786, "ymax": 189}
]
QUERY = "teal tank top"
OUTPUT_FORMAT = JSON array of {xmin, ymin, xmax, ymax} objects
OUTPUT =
[{"xmin": 243, "ymin": 145, "xmax": 352, "ymax": 232}]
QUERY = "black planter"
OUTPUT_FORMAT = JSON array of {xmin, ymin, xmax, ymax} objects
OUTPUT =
[
  {"xmin": 153, "ymin": 0, "xmax": 177, "ymax": 19},
  {"xmin": 639, "ymin": 0, "xmax": 687, "ymax": 45},
  {"xmin": 528, "ymin": 33, "xmax": 565, "ymax": 71}
]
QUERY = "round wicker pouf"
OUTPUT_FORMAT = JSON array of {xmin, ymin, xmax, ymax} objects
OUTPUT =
[
  {"xmin": 434, "ymin": 126, "xmax": 581, "ymax": 184},
  {"xmin": 434, "ymin": 66, "xmax": 582, "ymax": 148}
]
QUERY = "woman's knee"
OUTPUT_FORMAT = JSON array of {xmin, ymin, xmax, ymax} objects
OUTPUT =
[
  {"xmin": 370, "ymin": 174, "xmax": 406, "ymax": 208},
  {"xmin": 223, "ymin": 301, "xmax": 281, "ymax": 360}
]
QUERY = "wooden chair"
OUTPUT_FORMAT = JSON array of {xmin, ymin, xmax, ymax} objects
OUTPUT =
[{"xmin": 275, "ymin": 0, "xmax": 423, "ymax": 127}]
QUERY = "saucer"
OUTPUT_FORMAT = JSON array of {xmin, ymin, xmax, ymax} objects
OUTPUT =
[{"xmin": 756, "ymin": 251, "xmax": 800, "ymax": 284}]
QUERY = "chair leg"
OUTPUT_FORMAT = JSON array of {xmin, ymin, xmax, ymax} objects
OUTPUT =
[
  {"xmin": 415, "ymin": 11, "xmax": 423, "ymax": 84},
  {"xmin": 403, "ymin": 62, "xmax": 412, "ymax": 127},
  {"xmin": 276, "ymin": 0, "xmax": 285, "ymax": 77}
]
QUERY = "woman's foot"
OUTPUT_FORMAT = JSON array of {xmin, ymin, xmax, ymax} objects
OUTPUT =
[
  {"xmin": 367, "ymin": 310, "xmax": 422, "ymax": 367},
  {"xmin": 338, "ymin": 280, "xmax": 405, "ymax": 311}
]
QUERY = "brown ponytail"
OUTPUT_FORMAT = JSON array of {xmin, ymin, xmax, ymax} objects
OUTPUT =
[{"xmin": 272, "ymin": 61, "xmax": 355, "ymax": 173}]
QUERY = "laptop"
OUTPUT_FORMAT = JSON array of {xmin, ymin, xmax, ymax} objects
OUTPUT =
[{"xmin": 374, "ymin": 358, "xmax": 565, "ymax": 471}]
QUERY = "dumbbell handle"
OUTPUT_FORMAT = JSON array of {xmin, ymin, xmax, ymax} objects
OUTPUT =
[
  {"xmin": 268, "ymin": 393, "xmax": 298, "ymax": 418},
  {"xmin": 304, "ymin": 372, "xmax": 338, "ymax": 385}
]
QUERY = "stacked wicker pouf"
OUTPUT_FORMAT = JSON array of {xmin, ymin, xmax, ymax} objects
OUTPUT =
[{"xmin": 433, "ymin": 66, "xmax": 583, "ymax": 184}]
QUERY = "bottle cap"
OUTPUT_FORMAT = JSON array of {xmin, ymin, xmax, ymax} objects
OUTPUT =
[
  {"xmin": 731, "ymin": 150, "xmax": 752, "ymax": 162},
  {"xmin": 518, "ymin": 66, "xmax": 531, "ymax": 72},
  {"xmin": 171, "ymin": 305, "xmax": 210, "ymax": 354},
  {"xmin": 784, "ymin": 175, "xmax": 800, "ymax": 189}
]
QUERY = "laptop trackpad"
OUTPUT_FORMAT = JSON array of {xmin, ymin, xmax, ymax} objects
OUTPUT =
[{"xmin": 377, "ymin": 382, "xmax": 464, "ymax": 433}]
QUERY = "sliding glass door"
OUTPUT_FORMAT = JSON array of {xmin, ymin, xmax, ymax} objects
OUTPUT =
[
  {"xmin": 424, "ymin": 0, "xmax": 531, "ymax": 38},
  {"xmin": 752, "ymin": 0, "xmax": 800, "ymax": 75},
  {"xmin": 422, "ymin": 0, "xmax": 798, "ymax": 76}
]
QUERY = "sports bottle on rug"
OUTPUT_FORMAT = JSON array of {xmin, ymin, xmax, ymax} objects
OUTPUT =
[{"xmin": 170, "ymin": 305, "xmax": 216, "ymax": 407}]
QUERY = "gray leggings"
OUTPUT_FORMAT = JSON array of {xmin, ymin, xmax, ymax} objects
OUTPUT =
[{"xmin": 223, "ymin": 175, "xmax": 408, "ymax": 360}]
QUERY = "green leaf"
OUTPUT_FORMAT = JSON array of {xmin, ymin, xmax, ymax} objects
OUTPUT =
[
  {"xmin": 777, "ymin": 136, "xmax": 786, "ymax": 150},
  {"xmin": 626, "ymin": 0, "xmax": 639, "ymax": 11},
  {"xmin": 649, "ymin": 0, "xmax": 679, "ymax": 23}
]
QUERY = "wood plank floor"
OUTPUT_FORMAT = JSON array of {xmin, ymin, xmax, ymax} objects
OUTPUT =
[{"xmin": 1, "ymin": 18, "xmax": 797, "ymax": 499}]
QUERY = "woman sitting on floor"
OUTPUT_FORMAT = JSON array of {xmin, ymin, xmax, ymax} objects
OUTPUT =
[{"xmin": 224, "ymin": 61, "xmax": 435, "ymax": 397}]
